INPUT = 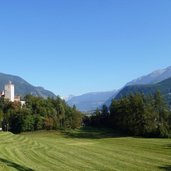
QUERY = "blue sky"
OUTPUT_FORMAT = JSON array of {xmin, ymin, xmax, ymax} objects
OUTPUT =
[{"xmin": 0, "ymin": 0, "xmax": 171, "ymax": 96}]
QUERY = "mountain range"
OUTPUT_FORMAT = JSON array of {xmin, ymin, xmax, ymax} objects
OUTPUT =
[
  {"xmin": 104, "ymin": 66, "xmax": 171, "ymax": 106},
  {"xmin": 115, "ymin": 77, "xmax": 171, "ymax": 105},
  {"xmin": 0, "ymin": 73, "xmax": 56, "ymax": 98},
  {"xmin": 2, "ymin": 65, "xmax": 171, "ymax": 112},
  {"xmin": 67, "ymin": 90, "xmax": 117, "ymax": 112},
  {"xmin": 68, "ymin": 66, "xmax": 171, "ymax": 111},
  {"xmin": 126, "ymin": 66, "xmax": 171, "ymax": 86}
]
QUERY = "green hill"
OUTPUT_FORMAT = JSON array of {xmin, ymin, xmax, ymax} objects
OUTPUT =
[
  {"xmin": 115, "ymin": 77, "xmax": 171, "ymax": 105},
  {"xmin": 0, "ymin": 73, "xmax": 56, "ymax": 98}
]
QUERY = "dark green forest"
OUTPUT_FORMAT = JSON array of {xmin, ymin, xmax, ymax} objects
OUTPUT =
[
  {"xmin": 85, "ymin": 91, "xmax": 171, "ymax": 138},
  {"xmin": 0, "ymin": 95, "xmax": 83, "ymax": 133}
]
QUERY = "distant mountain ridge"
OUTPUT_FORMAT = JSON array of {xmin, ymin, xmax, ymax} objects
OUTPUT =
[
  {"xmin": 105, "ymin": 65, "xmax": 171, "ymax": 106},
  {"xmin": 0, "ymin": 73, "xmax": 56, "ymax": 98},
  {"xmin": 63, "ymin": 95, "xmax": 75, "ymax": 101},
  {"xmin": 67, "ymin": 90, "xmax": 117, "ymax": 112},
  {"xmin": 68, "ymin": 66, "xmax": 171, "ymax": 111},
  {"xmin": 127, "ymin": 66, "xmax": 171, "ymax": 86},
  {"xmin": 115, "ymin": 77, "xmax": 171, "ymax": 105}
]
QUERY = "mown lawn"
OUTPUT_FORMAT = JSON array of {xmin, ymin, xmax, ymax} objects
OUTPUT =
[{"xmin": 0, "ymin": 128, "xmax": 171, "ymax": 171}]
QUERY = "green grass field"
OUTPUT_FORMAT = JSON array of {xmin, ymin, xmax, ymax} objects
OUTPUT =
[{"xmin": 0, "ymin": 128, "xmax": 171, "ymax": 171}]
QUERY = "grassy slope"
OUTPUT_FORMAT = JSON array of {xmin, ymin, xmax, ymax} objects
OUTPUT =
[{"xmin": 0, "ymin": 129, "xmax": 171, "ymax": 171}]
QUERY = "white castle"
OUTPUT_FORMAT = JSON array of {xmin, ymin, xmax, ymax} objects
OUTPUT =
[
  {"xmin": 4, "ymin": 81, "xmax": 15, "ymax": 102},
  {"xmin": 1, "ymin": 81, "xmax": 25, "ymax": 105}
]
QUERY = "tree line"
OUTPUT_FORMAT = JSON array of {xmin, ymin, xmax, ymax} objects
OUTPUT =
[
  {"xmin": 0, "ymin": 95, "xmax": 83, "ymax": 133},
  {"xmin": 84, "ymin": 91, "xmax": 171, "ymax": 137}
]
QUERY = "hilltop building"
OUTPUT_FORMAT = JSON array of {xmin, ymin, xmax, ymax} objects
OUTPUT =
[
  {"xmin": 1, "ymin": 81, "xmax": 25, "ymax": 105},
  {"xmin": 4, "ymin": 81, "xmax": 15, "ymax": 102}
]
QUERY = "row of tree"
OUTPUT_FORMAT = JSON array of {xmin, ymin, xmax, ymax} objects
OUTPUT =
[
  {"xmin": 85, "ymin": 91, "xmax": 171, "ymax": 137},
  {"xmin": 0, "ymin": 95, "xmax": 83, "ymax": 133}
]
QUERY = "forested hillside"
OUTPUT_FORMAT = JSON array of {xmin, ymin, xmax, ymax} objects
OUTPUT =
[
  {"xmin": 0, "ymin": 73, "xmax": 56, "ymax": 98},
  {"xmin": 115, "ymin": 77, "xmax": 171, "ymax": 105}
]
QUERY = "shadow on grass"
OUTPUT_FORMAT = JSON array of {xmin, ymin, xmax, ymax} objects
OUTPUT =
[
  {"xmin": 167, "ymin": 144, "xmax": 171, "ymax": 148},
  {"xmin": 0, "ymin": 158, "xmax": 34, "ymax": 171},
  {"xmin": 164, "ymin": 144, "xmax": 171, "ymax": 150},
  {"xmin": 63, "ymin": 127, "xmax": 127, "ymax": 139},
  {"xmin": 159, "ymin": 165, "xmax": 171, "ymax": 171}
]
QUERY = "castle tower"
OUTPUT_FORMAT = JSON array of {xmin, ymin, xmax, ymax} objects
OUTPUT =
[{"xmin": 5, "ymin": 81, "xmax": 15, "ymax": 102}]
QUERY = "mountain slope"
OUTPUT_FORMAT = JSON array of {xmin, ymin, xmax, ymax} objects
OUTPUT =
[
  {"xmin": 67, "ymin": 90, "xmax": 117, "ymax": 112},
  {"xmin": 115, "ymin": 77, "xmax": 171, "ymax": 104},
  {"xmin": 105, "ymin": 66, "xmax": 171, "ymax": 106},
  {"xmin": 104, "ymin": 90, "xmax": 120, "ymax": 106},
  {"xmin": 0, "ymin": 73, "xmax": 56, "ymax": 98},
  {"xmin": 127, "ymin": 66, "xmax": 171, "ymax": 86}
]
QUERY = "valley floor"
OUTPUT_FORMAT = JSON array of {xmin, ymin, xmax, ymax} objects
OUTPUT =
[{"xmin": 0, "ymin": 128, "xmax": 171, "ymax": 171}]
